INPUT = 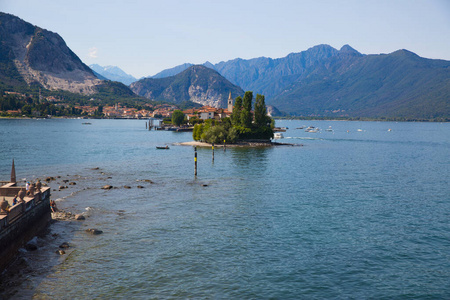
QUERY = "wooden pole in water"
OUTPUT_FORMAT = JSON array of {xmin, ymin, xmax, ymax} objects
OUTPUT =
[
  {"xmin": 146, "ymin": 121, "xmax": 147, "ymax": 129},
  {"xmin": 194, "ymin": 146, "xmax": 197, "ymax": 176},
  {"xmin": 212, "ymin": 143, "xmax": 214, "ymax": 162}
]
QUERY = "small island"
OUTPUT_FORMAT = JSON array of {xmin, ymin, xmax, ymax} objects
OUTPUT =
[{"xmin": 189, "ymin": 91, "xmax": 275, "ymax": 146}]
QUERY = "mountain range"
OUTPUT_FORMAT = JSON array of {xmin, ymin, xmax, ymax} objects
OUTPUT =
[
  {"xmin": 89, "ymin": 64, "xmax": 137, "ymax": 85},
  {"xmin": 148, "ymin": 45, "xmax": 450, "ymax": 119},
  {"xmin": 1, "ymin": 12, "xmax": 449, "ymax": 120},
  {"xmin": 130, "ymin": 65, "xmax": 244, "ymax": 108},
  {"xmin": 272, "ymin": 48, "xmax": 450, "ymax": 119}
]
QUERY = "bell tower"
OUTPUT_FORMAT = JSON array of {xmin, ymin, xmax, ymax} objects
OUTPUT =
[{"xmin": 227, "ymin": 92, "xmax": 233, "ymax": 113}]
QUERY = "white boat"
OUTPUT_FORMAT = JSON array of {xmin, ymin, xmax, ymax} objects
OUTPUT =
[
  {"xmin": 305, "ymin": 126, "xmax": 319, "ymax": 133},
  {"xmin": 273, "ymin": 132, "xmax": 284, "ymax": 139}
]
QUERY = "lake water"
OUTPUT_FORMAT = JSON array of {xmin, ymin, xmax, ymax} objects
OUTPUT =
[{"xmin": 0, "ymin": 119, "xmax": 449, "ymax": 299}]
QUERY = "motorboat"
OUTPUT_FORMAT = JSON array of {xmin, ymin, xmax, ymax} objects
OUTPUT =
[
  {"xmin": 305, "ymin": 126, "xmax": 319, "ymax": 133},
  {"xmin": 273, "ymin": 132, "xmax": 284, "ymax": 139}
]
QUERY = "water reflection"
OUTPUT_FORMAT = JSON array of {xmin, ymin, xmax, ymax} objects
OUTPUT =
[{"xmin": 230, "ymin": 147, "xmax": 270, "ymax": 174}]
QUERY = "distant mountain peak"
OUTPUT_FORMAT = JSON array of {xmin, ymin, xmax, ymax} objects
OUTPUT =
[
  {"xmin": 391, "ymin": 49, "xmax": 420, "ymax": 58},
  {"xmin": 89, "ymin": 64, "xmax": 136, "ymax": 85},
  {"xmin": 339, "ymin": 44, "xmax": 362, "ymax": 56}
]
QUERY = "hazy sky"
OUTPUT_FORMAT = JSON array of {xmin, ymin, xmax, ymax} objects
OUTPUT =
[{"xmin": 1, "ymin": 0, "xmax": 449, "ymax": 78}]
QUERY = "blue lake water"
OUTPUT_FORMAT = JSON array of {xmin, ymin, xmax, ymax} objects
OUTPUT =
[{"xmin": 0, "ymin": 119, "xmax": 449, "ymax": 299}]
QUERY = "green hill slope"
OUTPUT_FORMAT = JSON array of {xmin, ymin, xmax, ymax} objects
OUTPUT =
[{"xmin": 271, "ymin": 49, "xmax": 450, "ymax": 120}]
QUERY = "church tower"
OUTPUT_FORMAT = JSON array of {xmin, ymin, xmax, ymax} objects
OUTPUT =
[{"xmin": 227, "ymin": 92, "xmax": 233, "ymax": 113}]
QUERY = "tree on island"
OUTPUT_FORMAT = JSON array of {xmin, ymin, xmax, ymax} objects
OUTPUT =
[{"xmin": 192, "ymin": 91, "xmax": 273, "ymax": 144}]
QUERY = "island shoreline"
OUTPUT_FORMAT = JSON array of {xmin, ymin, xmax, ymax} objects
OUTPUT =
[{"xmin": 176, "ymin": 141, "xmax": 300, "ymax": 147}]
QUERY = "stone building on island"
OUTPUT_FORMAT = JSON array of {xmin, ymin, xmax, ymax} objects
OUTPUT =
[{"xmin": 183, "ymin": 92, "xmax": 234, "ymax": 121}]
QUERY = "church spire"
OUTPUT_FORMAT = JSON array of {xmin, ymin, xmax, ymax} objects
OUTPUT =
[{"xmin": 227, "ymin": 92, "xmax": 233, "ymax": 113}]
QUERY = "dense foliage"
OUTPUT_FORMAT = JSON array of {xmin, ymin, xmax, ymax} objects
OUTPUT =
[
  {"xmin": 192, "ymin": 92, "xmax": 273, "ymax": 144},
  {"xmin": 171, "ymin": 110, "xmax": 185, "ymax": 126}
]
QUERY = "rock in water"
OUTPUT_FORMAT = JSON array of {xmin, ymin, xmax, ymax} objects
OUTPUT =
[
  {"xmin": 85, "ymin": 228, "xmax": 103, "ymax": 235},
  {"xmin": 75, "ymin": 214, "xmax": 85, "ymax": 220},
  {"xmin": 25, "ymin": 242, "xmax": 38, "ymax": 251},
  {"xmin": 59, "ymin": 242, "xmax": 70, "ymax": 249},
  {"xmin": 101, "ymin": 185, "xmax": 113, "ymax": 190}
]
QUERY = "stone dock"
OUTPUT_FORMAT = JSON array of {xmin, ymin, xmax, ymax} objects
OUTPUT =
[{"xmin": 0, "ymin": 161, "xmax": 51, "ymax": 271}]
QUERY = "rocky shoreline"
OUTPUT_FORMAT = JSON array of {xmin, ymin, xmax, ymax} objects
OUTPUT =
[{"xmin": 177, "ymin": 141, "xmax": 300, "ymax": 147}]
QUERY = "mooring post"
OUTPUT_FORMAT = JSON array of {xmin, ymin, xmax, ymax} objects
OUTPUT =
[
  {"xmin": 146, "ymin": 121, "xmax": 147, "ymax": 129},
  {"xmin": 212, "ymin": 143, "xmax": 214, "ymax": 162},
  {"xmin": 194, "ymin": 146, "xmax": 197, "ymax": 176},
  {"xmin": 223, "ymin": 139, "xmax": 226, "ymax": 152}
]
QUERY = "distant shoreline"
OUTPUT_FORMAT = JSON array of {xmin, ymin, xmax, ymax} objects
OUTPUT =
[{"xmin": 0, "ymin": 116, "xmax": 447, "ymax": 122}]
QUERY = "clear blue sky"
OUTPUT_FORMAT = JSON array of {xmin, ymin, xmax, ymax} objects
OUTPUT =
[{"xmin": 1, "ymin": 0, "xmax": 449, "ymax": 78}]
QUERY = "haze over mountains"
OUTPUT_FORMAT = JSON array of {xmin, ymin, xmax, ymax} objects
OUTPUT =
[
  {"xmin": 1, "ymin": 12, "xmax": 449, "ymax": 120},
  {"xmin": 89, "ymin": 64, "xmax": 137, "ymax": 85}
]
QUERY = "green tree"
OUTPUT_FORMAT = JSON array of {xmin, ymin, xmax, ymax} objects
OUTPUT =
[
  {"xmin": 171, "ymin": 110, "xmax": 185, "ymax": 126},
  {"xmin": 242, "ymin": 91, "xmax": 253, "ymax": 127},
  {"xmin": 254, "ymin": 94, "xmax": 269, "ymax": 127},
  {"xmin": 202, "ymin": 125, "xmax": 227, "ymax": 144},
  {"xmin": 231, "ymin": 96, "xmax": 242, "ymax": 126},
  {"xmin": 193, "ymin": 123, "xmax": 204, "ymax": 141}
]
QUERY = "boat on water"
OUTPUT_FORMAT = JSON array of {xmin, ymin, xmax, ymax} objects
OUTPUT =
[
  {"xmin": 156, "ymin": 146, "xmax": 170, "ymax": 149},
  {"xmin": 273, "ymin": 132, "xmax": 284, "ymax": 139},
  {"xmin": 305, "ymin": 126, "xmax": 319, "ymax": 133}
]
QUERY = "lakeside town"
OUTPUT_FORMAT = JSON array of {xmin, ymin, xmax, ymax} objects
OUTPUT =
[
  {"xmin": 0, "ymin": 91, "xmax": 247, "ymax": 126},
  {"xmin": 0, "ymin": 91, "xmax": 237, "ymax": 122}
]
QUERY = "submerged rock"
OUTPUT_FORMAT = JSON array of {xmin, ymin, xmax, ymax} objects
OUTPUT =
[
  {"xmin": 59, "ymin": 242, "xmax": 70, "ymax": 249},
  {"xmin": 75, "ymin": 214, "xmax": 85, "ymax": 220},
  {"xmin": 25, "ymin": 242, "xmax": 38, "ymax": 251},
  {"xmin": 85, "ymin": 228, "xmax": 103, "ymax": 235}
]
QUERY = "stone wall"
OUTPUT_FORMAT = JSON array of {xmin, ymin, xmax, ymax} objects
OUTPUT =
[{"xmin": 0, "ymin": 190, "xmax": 51, "ymax": 271}]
